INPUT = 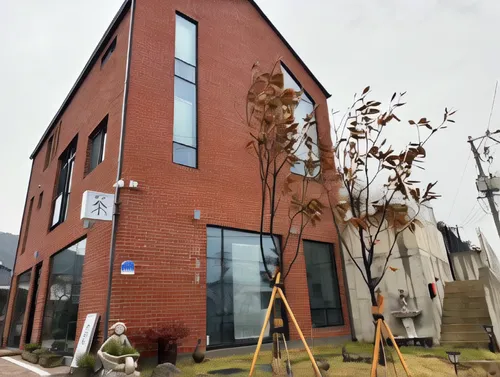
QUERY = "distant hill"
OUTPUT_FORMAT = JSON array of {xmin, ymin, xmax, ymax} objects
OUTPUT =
[{"xmin": 0, "ymin": 232, "xmax": 18, "ymax": 271}]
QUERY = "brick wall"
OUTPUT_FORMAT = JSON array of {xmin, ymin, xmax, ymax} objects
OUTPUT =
[
  {"xmin": 5, "ymin": 0, "xmax": 350, "ymax": 354},
  {"xmin": 112, "ymin": 0, "xmax": 349, "ymax": 353},
  {"xmin": 3, "ymin": 10, "xmax": 131, "ymax": 348}
]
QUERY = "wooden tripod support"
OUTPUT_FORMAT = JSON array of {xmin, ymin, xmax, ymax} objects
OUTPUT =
[
  {"xmin": 249, "ymin": 273, "xmax": 322, "ymax": 377},
  {"xmin": 371, "ymin": 294, "xmax": 411, "ymax": 377}
]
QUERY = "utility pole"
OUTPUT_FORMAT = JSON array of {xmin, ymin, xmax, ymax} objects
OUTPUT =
[{"xmin": 468, "ymin": 134, "xmax": 500, "ymax": 240}]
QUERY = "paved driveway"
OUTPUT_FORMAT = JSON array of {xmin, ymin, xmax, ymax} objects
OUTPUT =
[{"xmin": 0, "ymin": 357, "xmax": 39, "ymax": 376}]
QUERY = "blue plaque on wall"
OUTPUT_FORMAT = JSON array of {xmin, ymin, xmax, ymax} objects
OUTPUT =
[{"xmin": 121, "ymin": 260, "xmax": 135, "ymax": 275}]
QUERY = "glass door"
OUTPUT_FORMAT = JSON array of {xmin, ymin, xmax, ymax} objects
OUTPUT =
[{"xmin": 206, "ymin": 227, "xmax": 281, "ymax": 348}]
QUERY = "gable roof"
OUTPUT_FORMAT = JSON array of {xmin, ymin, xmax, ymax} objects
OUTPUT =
[{"xmin": 30, "ymin": 0, "xmax": 331, "ymax": 159}]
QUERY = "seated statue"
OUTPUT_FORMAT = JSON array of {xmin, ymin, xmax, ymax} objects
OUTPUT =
[
  {"xmin": 98, "ymin": 322, "xmax": 140, "ymax": 376},
  {"xmin": 398, "ymin": 289, "xmax": 409, "ymax": 312}
]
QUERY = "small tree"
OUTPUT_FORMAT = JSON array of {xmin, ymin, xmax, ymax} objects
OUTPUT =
[
  {"xmin": 245, "ymin": 60, "xmax": 324, "ymax": 373},
  {"xmin": 320, "ymin": 87, "xmax": 454, "ymax": 308}
]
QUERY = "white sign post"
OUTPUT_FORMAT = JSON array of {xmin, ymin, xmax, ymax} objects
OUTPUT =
[
  {"xmin": 71, "ymin": 313, "xmax": 100, "ymax": 369},
  {"xmin": 81, "ymin": 191, "xmax": 115, "ymax": 221}
]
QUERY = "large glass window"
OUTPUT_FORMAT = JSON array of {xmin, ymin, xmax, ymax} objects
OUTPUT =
[
  {"xmin": 51, "ymin": 138, "xmax": 77, "ymax": 228},
  {"xmin": 173, "ymin": 14, "xmax": 197, "ymax": 168},
  {"xmin": 206, "ymin": 227, "xmax": 279, "ymax": 348},
  {"xmin": 303, "ymin": 241, "xmax": 343, "ymax": 327},
  {"xmin": 7, "ymin": 270, "xmax": 32, "ymax": 348},
  {"xmin": 41, "ymin": 239, "xmax": 86, "ymax": 354},
  {"xmin": 281, "ymin": 63, "xmax": 319, "ymax": 176}
]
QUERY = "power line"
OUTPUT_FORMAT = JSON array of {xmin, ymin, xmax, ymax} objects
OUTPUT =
[
  {"xmin": 487, "ymin": 80, "xmax": 498, "ymax": 131},
  {"xmin": 460, "ymin": 202, "xmax": 480, "ymax": 225},
  {"xmin": 462, "ymin": 206, "xmax": 484, "ymax": 227}
]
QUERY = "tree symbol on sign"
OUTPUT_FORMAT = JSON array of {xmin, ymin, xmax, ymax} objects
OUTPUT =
[{"xmin": 92, "ymin": 195, "xmax": 108, "ymax": 216}]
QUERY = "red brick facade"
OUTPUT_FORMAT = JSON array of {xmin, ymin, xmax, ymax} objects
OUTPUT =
[{"xmin": 5, "ymin": 0, "xmax": 350, "ymax": 354}]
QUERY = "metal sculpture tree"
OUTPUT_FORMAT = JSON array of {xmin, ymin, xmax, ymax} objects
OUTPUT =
[
  {"xmin": 320, "ymin": 87, "xmax": 454, "ymax": 308},
  {"xmin": 245, "ymin": 60, "xmax": 324, "ymax": 374}
]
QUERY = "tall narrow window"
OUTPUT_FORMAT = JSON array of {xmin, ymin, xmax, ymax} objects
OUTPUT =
[
  {"xmin": 51, "ymin": 138, "xmax": 77, "ymax": 228},
  {"xmin": 101, "ymin": 37, "xmax": 117, "ymax": 67},
  {"xmin": 281, "ymin": 63, "xmax": 319, "ymax": 176},
  {"xmin": 20, "ymin": 197, "xmax": 34, "ymax": 255},
  {"xmin": 44, "ymin": 136, "xmax": 54, "ymax": 170},
  {"xmin": 173, "ymin": 14, "xmax": 197, "ymax": 168},
  {"xmin": 303, "ymin": 241, "xmax": 343, "ymax": 327},
  {"xmin": 88, "ymin": 116, "xmax": 108, "ymax": 173},
  {"xmin": 38, "ymin": 192, "xmax": 44, "ymax": 209}
]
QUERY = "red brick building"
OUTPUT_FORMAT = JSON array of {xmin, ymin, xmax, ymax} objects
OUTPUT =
[{"xmin": 4, "ymin": 0, "xmax": 350, "ymax": 355}]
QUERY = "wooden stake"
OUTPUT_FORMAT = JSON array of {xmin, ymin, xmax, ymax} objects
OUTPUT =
[
  {"xmin": 370, "ymin": 319, "xmax": 382, "ymax": 377},
  {"xmin": 277, "ymin": 288, "xmax": 322, "ymax": 377},
  {"xmin": 249, "ymin": 273, "xmax": 280, "ymax": 376},
  {"xmin": 383, "ymin": 320, "xmax": 411, "ymax": 377}
]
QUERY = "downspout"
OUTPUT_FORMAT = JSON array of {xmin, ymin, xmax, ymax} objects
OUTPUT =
[
  {"xmin": 2, "ymin": 160, "xmax": 34, "ymax": 345},
  {"xmin": 104, "ymin": 0, "xmax": 136, "ymax": 340}
]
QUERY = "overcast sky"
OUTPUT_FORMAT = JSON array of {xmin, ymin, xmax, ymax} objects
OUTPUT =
[{"xmin": 2, "ymin": 0, "xmax": 500, "ymax": 252}]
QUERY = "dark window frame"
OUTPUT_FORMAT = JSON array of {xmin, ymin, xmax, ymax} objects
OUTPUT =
[
  {"xmin": 40, "ymin": 237, "xmax": 87, "ymax": 355},
  {"xmin": 173, "ymin": 12, "xmax": 198, "ymax": 169},
  {"xmin": 50, "ymin": 137, "xmax": 78, "ymax": 230},
  {"xmin": 101, "ymin": 37, "xmax": 117, "ymax": 67},
  {"xmin": 7, "ymin": 268, "xmax": 32, "ymax": 348},
  {"xmin": 87, "ymin": 115, "xmax": 108, "ymax": 174},
  {"xmin": 205, "ymin": 224, "xmax": 284, "ymax": 350},
  {"xmin": 303, "ymin": 240, "xmax": 344, "ymax": 328}
]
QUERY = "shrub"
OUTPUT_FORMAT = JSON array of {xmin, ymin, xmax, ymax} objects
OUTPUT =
[
  {"xmin": 121, "ymin": 345, "xmax": 138, "ymax": 356},
  {"xmin": 24, "ymin": 343, "xmax": 41, "ymax": 352},
  {"xmin": 76, "ymin": 353, "xmax": 96, "ymax": 369},
  {"xmin": 102, "ymin": 339, "xmax": 122, "ymax": 356},
  {"xmin": 142, "ymin": 322, "xmax": 190, "ymax": 344},
  {"xmin": 33, "ymin": 348, "xmax": 49, "ymax": 355}
]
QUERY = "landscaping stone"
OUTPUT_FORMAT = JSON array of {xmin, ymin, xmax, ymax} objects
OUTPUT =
[
  {"xmin": 106, "ymin": 372, "xmax": 128, "ymax": 377},
  {"xmin": 21, "ymin": 351, "xmax": 39, "ymax": 364},
  {"xmin": 38, "ymin": 354, "xmax": 64, "ymax": 368},
  {"xmin": 32, "ymin": 348, "xmax": 49, "ymax": 355},
  {"xmin": 151, "ymin": 363, "xmax": 181, "ymax": 377}
]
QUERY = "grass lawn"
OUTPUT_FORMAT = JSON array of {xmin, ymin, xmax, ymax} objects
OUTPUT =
[{"xmin": 139, "ymin": 342, "xmax": 500, "ymax": 376}]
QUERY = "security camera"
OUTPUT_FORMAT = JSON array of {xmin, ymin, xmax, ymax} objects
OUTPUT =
[{"xmin": 113, "ymin": 179, "xmax": 125, "ymax": 188}]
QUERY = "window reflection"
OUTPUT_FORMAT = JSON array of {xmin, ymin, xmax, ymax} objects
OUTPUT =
[
  {"xmin": 206, "ymin": 227, "xmax": 279, "ymax": 348},
  {"xmin": 41, "ymin": 239, "xmax": 86, "ymax": 354},
  {"xmin": 7, "ymin": 270, "xmax": 31, "ymax": 348},
  {"xmin": 304, "ymin": 241, "xmax": 343, "ymax": 327}
]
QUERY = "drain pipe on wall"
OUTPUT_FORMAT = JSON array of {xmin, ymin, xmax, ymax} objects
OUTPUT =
[{"xmin": 104, "ymin": 0, "xmax": 136, "ymax": 340}]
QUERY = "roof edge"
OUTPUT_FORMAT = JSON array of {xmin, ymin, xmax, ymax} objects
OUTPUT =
[
  {"xmin": 30, "ymin": 0, "xmax": 132, "ymax": 160},
  {"xmin": 31, "ymin": 0, "xmax": 330, "ymax": 159},
  {"xmin": 248, "ymin": 0, "xmax": 331, "ymax": 99}
]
